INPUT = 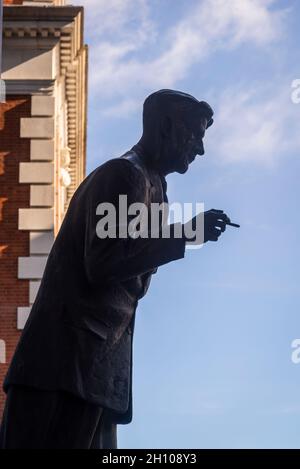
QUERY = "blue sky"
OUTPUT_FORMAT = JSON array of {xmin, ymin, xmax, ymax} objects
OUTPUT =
[{"xmin": 72, "ymin": 0, "xmax": 300, "ymax": 448}]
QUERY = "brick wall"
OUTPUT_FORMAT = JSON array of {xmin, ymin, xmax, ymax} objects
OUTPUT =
[
  {"xmin": 3, "ymin": 1, "xmax": 24, "ymax": 5},
  {"xmin": 0, "ymin": 96, "xmax": 31, "ymax": 416}
]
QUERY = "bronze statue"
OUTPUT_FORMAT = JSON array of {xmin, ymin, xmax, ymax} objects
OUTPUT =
[{"xmin": 0, "ymin": 89, "xmax": 235, "ymax": 449}]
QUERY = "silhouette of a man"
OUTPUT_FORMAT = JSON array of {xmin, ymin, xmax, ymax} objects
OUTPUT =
[{"xmin": 0, "ymin": 89, "xmax": 231, "ymax": 449}]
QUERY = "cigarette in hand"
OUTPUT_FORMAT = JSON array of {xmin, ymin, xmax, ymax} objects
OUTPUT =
[{"xmin": 226, "ymin": 222, "xmax": 240, "ymax": 228}]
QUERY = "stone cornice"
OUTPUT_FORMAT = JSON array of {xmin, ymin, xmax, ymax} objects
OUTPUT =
[
  {"xmin": 4, "ymin": 79, "xmax": 54, "ymax": 94},
  {"xmin": 3, "ymin": 6, "xmax": 83, "ymax": 23},
  {"xmin": 3, "ymin": 26, "xmax": 63, "ymax": 38},
  {"xmin": 3, "ymin": 4, "xmax": 87, "ymax": 201}
]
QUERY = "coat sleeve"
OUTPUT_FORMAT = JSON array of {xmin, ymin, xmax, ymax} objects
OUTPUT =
[{"xmin": 84, "ymin": 158, "xmax": 186, "ymax": 285}]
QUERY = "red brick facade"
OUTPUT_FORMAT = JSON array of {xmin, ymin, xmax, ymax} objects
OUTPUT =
[
  {"xmin": 3, "ymin": 1, "xmax": 24, "ymax": 5},
  {"xmin": 0, "ymin": 96, "xmax": 31, "ymax": 415}
]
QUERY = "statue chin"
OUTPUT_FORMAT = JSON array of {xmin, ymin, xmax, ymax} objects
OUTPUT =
[
  {"xmin": 176, "ymin": 163, "xmax": 189, "ymax": 174},
  {"xmin": 176, "ymin": 154, "xmax": 190, "ymax": 174}
]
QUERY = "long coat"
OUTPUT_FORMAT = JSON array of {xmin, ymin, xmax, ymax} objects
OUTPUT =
[{"xmin": 3, "ymin": 146, "xmax": 186, "ymax": 424}]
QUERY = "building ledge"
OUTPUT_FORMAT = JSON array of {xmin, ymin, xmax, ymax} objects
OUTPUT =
[{"xmin": 4, "ymin": 6, "xmax": 83, "ymax": 21}]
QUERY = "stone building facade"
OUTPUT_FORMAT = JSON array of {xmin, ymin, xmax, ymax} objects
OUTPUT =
[{"xmin": 0, "ymin": 0, "xmax": 88, "ymax": 414}]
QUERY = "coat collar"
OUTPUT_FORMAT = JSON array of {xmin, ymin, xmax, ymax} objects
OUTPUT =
[{"xmin": 129, "ymin": 144, "xmax": 167, "ymax": 194}]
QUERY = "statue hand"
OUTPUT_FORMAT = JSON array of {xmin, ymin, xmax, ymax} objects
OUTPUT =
[
  {"xmin": 183, "ymin": 208, "xmax": 230, "ymax": 244},
  {"xmin": 203, "ymin": 208, "xmax": 230, "ymax": 242}
]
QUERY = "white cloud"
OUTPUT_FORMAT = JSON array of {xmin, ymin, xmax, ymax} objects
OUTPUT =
[
  {"xmin": 100, "ymin": 97, "xmax": 141, "ymax": 118},
  {"xmin": 71, "ymin": 1, "xmax": 299, "ymax": 168},
  {"xmin": 208, "ymin": 82, "xmax": 300, "ymax": 166},
  {"xmin": 70, "ymin": 0, "xmax": 154, "ymax": 41},
  {"xmin": 71, "ymin": 0, "xmax": 286, "ymax": 112}
]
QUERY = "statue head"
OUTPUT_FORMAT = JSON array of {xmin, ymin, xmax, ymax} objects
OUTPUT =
[{"xmin": 139, "ymin": 89, "xmax": 214, "ymax": 175}]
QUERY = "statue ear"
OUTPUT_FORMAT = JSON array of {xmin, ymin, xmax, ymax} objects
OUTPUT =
[{"xmin": 161, "ymin": 115, "xmax": 172, "ymax": 138}]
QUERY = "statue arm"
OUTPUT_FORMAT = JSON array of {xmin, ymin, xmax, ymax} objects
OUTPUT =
[{"xmin": 84, "ymin": 159, "xmax": 186, "ymax": 285}]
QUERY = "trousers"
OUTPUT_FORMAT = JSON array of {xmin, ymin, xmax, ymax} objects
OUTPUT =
[{"xmin": 0, "ymin": 385, "xmax": 117, "ymax": 449}]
